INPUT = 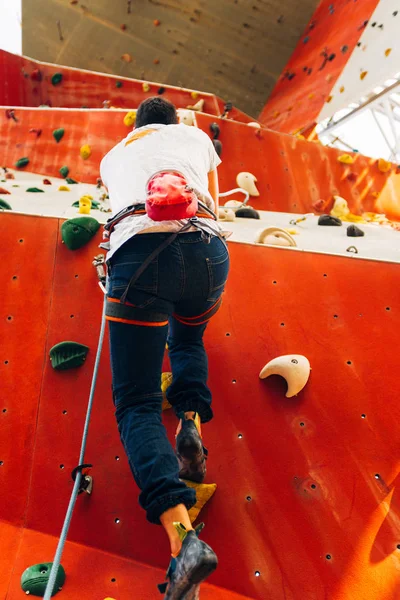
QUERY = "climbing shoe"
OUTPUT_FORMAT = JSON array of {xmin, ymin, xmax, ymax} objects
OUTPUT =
[
  {"xmin": 176, "ymin": 413, "xmax": 207, "ymax": 483},
  {"xmin": 159, "ymin": 525, "xmax": 218, "ymax": 599}
]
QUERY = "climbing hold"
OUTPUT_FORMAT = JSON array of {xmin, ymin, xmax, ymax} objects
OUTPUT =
[
  {"xmin": 26, "ymin": 187, "xmax": 44, "ymax": 193},
  {"xmin": 347, "ymin": 225, "xmax": 364, "ymax": 237},
  {"xmin": 331, "ymin": 196, "xmax": 350, "ymax": 219},
  {"xmin": 51, "ymin": 73, "xmax": 63, "ymax": 85},
  {"xmin": 0, "ymin": 199, "xmax": 12, "ymax": 210},
  {"xmin": 328, "ymin": 53, "xmax": 336, "ymax": 61},
  {"xmin": 341, "ymin": 45, "xmax": 349, "ymax": 53},
  {"xmin": 161, "ymin": 372, "xmax": 173, "ymax": 410},
  {"xmin": 377, "ymin": 158, "xmax": 391, "ymax": 173},
  {"xmin": 120, "ymin": 23, "xmax": 127, "ymax": 31},
  {"xmin": 326, "ymin": 95, "xmax": 333, "ymax": 103},
  {"xmin": 5, "ymin": 172, "xmax": 15, "ymax": 179},
  {"xmin": 191, "ymin": 91, "xmax": 199, "ymax": 100},
  {"xmin": 346, "ymin": 172, "xmax": 356, "ymax": 181},
  {"xmin": 385, "ymin": 48, "xmax": 392, "ymax": 57},
  {"xmin": 59, "ymin": 166, "xmax": 69, "ymax": 178},
  {"xmin": 312, "ymin": 199, "xmax": 327, "ymax": 212},
  {"xmin": 154, "ymin": 58, "xmax": 160, "ymax": 64},
  {"xmin": 157, "ymin": 87, "xmax": 166, "ymax": 95},
  {"xmin": 303, "ymin": 36, "xmax": 309, "ymax": 44},
  {"xmin": 224, "ymin": 200, "xmax": 242, "ymax": 209},
  {"xmin": 236, "ymin": 207, "xmax": 260, "ymax": 219},
  {"xmin": 15, "ymin": 157, "xmax": 29, "ymax": 169},
  {"xmin": 177, "ymin": 109, "xmax": 195, "ymax": 126},
  {"xmin": 116, "ymin": 80, "xmax": 123, "ymax": 88},
  {"xmin": 346, "ymin": 245, "xmax": 358, "ymax": 254},
  {"xmin": 185, "ymin": 480, "xmax": 217, "ymax": 523},
  {"xmin": 248, "ymin": 122, "xmax": 261, "ymax": 128},
  {"xmin": 0, "ymin": 187, "xmax": 10, "ymax": 195},
  {"xmin": 318, "ymin": 214, "xmax": 342, "ymax": 226},
  {"xmin": 259, "ymin": 355, "xmax": 310, "ymax": 398},
  {"xmin": 153, "ymin": 19, "xmax": 161, "ymax": 26},
  {"xmin": 186, "ymin": 99, "xmax": 205, "ymax": 112},
  {"xmin": 326, "ymin": 74, "xmax": 333, "ymax": 83},
  {"xmin": 340, "ymin": 86, "xmax": 345, "ymax": 93},
  {"xmin": 209, "ymin": 122, "xmax": 220, "ymax": 139},
  {"xmin": 236, "ymin": 172, "xmax": 259, "ymax": 196},
  {"xmin": 78, "ymin": 195, "xmax": 92, "ymax": 214},
  {"xmin": 61, "ymin": 217, "xmax": 100, "ymax": 250},
  {"xmin": 58, "ymin": 185, "xmax": 70, "ymax": 192},
  {"xmin": 50, "ymin": 341, "xmax": 89, "ymax": 370},
  {"xmin": 255, "ymin": 227, "xmax": 296, "ymax": 247},
  {"xmin": 21, "ymin": 563, "xmax": 66, "ymax": 597},
  {"xmin": 338, "ymin": 154, "xmax": 355, "ymax": 164},
  {"xmin": 121, "ymin": 53, "xmax": 133, "ymax": 63},
  {"xmin": 43, "ymin": 179, "xmax": 52, "ymax": 185},
  {"xmin": 123, "ymin": 111, "xmax": 137, "ymax": 127},
  {"xmin": 66, "ymin": 177, "xmax": 78, "ymax": 184},
  {"xmin": 80, "ymin": 144, "xmax": 92, "ymax": 160},
  {"xmin": 52, "ymin": 128, "xmax": 65, "ymax": 143},
  {"xmin": 212, "ymin": 139, "xmax": 222, "ymax": 157},
  {"xmin": 360, "ymin": 71, "xmax": 368, "ymax": 80},
  {"xmin": 29, "ymin": 128, "xmax": 42, "ymax": 137},
  {"xmin": 142, "ymin": 82, "xmax": 151, "ymax": 92},
  {"xmin": 218, "ymin": 208, "xmax": 235, "ymax": 222},
  {"xmin": 30, "ymin": 68, "xmax": 42, "ymax": 82}
]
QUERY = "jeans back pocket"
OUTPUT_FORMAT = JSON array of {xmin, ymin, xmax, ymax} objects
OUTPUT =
[{"xmin": 206, "ymin": 248, "xmax": 230, "ymax": 303}]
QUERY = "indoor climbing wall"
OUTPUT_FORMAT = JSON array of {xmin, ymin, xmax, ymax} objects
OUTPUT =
[
  {"xmin": 1, "ymin": 213, "xmax": 400, "ymax": 599},
  {"xmin": 318, "ymin": 0, "xmax": 400, "ymax": 121},
  {"xmin": 259, "ymin": 0, "xmax": 380, "ymax": 134}
]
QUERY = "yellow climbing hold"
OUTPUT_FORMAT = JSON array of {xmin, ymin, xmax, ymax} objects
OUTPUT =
[
  {"xmin": 377, "ymin": 158, "xmax": 391, "ymax": 173},
  {"xmin": 385, "ymin": 48, "xmax": 392, "ymax": 57},
  {"xmin": 123, "ymin": 111, "xmax": 137, "ymax": 127},
  {"xmin": 79, "ymin": 195, "xmax": 93, "ymax": 214},
  {"xmin": 338, "ymin": 154, "xmax": 355, "ymax": 165},
  {"xmin": 58, "ymin": 185, "xmax": 70, "ymax": 192},
  {"xmin": 360, "ymin": 71, "xmax": 368, "ymax": 80},
  {"xmin": 142, "ymin": 82, "xmax": 151, "ymax": 92},
  {"xmin": 308, "ymin": 93, "xmax": 314, "ymax": 99},
  {"xmin": 185, "ymin": 481, "xmax": 217, "ymax": 523},
  {"xmin": 326, "ymin": 95, "xmax": 333, "ymax": 103},
  {"xmin": 80, "ymin": 144, "xmax": 91, "ymax": 160},
  {"xmin": 161, "ymin": 372, "xmax": 173, "ymax": 410},
  {"xmin": 340, "ymin": 86, "xmax": 345, "ymax": 93},
  {"xmin": 191, "ymin": 91, "xmax": 199, "ymax": 100}
]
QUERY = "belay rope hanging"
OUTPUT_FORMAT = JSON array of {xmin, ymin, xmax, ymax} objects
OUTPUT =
[{"xmin": 43, "ymin": 264, "xmax": 108, "ymax": 599}]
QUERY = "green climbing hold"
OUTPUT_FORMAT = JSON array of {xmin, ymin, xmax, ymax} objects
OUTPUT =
[
  {"xmin": 51, "ymin": 72, "xmax": 63, "ymax": 85},
  {"xmin": 26, "ymin": 187, "xmax": 44, "ymax": 193},
  {"xmin": 116, "ymin": 80, "xmax": 123, "ymax": 88},
  {"xmin": 61, "ymin": 216, "xmax": 100, "ymax": 250},
  {"xmin": 50, "ymin": 341, "xmax": 89, "ymax": 370},
  {"xmin": 15, "ymin": 157, "xmax": 29, "ymax": 169},
  {"xmin": 71, "ymin": 199, "xmax": 100, "ymax": 209},
  {"xmin": 66, "ymin": 177, "xmax": 78, "ymax": 184},
  {"xmin": 53, "ymin": 128, "xmax": 65, "ymax": 143},
  {"xmin": 21, "ymin": 562, "xmax": 66, "ymax": 597},
  {"xmin": 0, "ymin": 199, "xmax": 12, "ymax": 210},
  {"xmin": 59, "ymin": 166, "xmax": 69, "ymax": 178}
]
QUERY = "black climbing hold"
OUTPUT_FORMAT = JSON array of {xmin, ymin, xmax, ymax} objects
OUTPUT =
[
  {"xmin": 328, "ymin": 53, "xmax": 336, "ymax": 61},
  {"xmin": 303, "ymin": 66, "xmax": 308, "ymax": 72},
  {"xmin": 115, "ymin": 81, "xmax": 123, "ymax": 88},
  {"xmin": 318, "ymin": 214, "xmax": 342, "ymax": 226},
  {"xmin": 347, "ymin": 225, "xmax": 364, "ymax": 237},
  {"xmin": 341, "ymin": 45, "xmax": 349, "ymax": 53},
  {"xmin": 21, "ymin": 563, "xmax": 66, "ymax": 597},
  {"xmin": 49, "ymin": 341, "xmax": 90, "ymax": 370},
  {"xmin": 307, "ymin": 68, "xmax": 313, "ymax": 75},
  {"xmin": 157, "ymin": 87, "xmax": 166, "ymax": 95},
  {"xmin": 212, "ymin": 139, "xmax": 222, "ymax": 157},
  {"xmin": 236, "ymin": 207, "xmax": 260, "ymax": 219},
  {"xmin": 210, "ymin": 122, "xmax": 220, "ymax": 139},
  {"xmin": 371, "ymin": 22, "xmax": 376, "ymax": 27},
  {"xmin": 288, "ymin": 73, "xmax": 296, "ymax": 81},
  {"xmin": 346, "ymin": 245, "xmax": 358, "ymax": 254},
  {"xmin": 303, "ymin": 36, "xmax": 309, "ymax": 44},
  {"xmin": 394, "ymin": 11, "xmax": 398, "ymax": 16}
]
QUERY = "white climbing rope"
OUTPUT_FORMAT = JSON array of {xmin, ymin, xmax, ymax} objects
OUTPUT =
[
  {"xmin": 219, "ymin": 187, "xmax": 250, "ymax": 208},
  {"xmin": 43, "ymin": 289, "xmax": 107, "ymax": 599}
]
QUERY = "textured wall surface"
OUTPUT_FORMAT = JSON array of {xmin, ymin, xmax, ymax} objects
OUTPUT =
[{"xmin": 22, "ymin": 0, "xmax": 319, "ymax": 118}]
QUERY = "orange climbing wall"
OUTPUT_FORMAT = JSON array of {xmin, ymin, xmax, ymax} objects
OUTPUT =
[
  {"xmin": 2, "ymin": 106, "xmax": 400, "ymax": 218},
  {"xmin": 259, "ymin": 0, "xmax": 380, "ymax": 133},
  {"xmin": 1, "ymin": 212, "xmax": 400, "ymax": 599}
]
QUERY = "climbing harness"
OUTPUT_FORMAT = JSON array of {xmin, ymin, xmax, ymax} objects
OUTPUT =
[{"xmin": 43, "ymin": 265, "xmax": 108, "ymax": 599}]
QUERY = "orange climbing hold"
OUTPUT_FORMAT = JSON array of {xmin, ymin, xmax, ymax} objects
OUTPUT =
[
  {"xmin": 121, "ymin": 53, "xmax": 132, "ymax": 63},
  {"xmin": 377, "ymin": 158, "xmax": 391, "ymax": 173},
  {"xmin": 385, "ymin": 48, "xmax": 392, "ymax": 57},
  {"xmin": 360, "ymin": 71, "xmax": 368, "ymax": 80},
  {"xmin": 153, "ymin": 19, "xmax": 161, "ymax": 26},
  {"xmin": 338, "ymin": 154, "xmax": 355, "ymax": 165},
  {"xmin": 0, "ymin": 187, "xmax": 10, "ymax": 195}
]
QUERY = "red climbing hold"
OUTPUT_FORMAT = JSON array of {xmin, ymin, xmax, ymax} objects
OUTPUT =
[
  {"xmin": 31, "ymin": 69, "xmax": 42, "ymax": 82},
  {"xmin": 43, "ymin": 179, "xmax": 52, "ymax": 185},
  {"xmin": 120, "ymin": 24, "xmax": 127, "ymax": 31},
  {"xmin": 0, "ymin": 187, "xmax": 11, "ymax": 195},
  {"xmin": 29, "ymin": 128, "xmax": 42, "ymax": 138},
  {"xmin": 153, "ymin": 19, "xmax": 161, "ymax": 26}
]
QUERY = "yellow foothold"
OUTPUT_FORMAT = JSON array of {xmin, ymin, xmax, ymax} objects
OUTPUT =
[
  {"xmin": 360, "ymin": 71, "xmax": 368, "ymax": 80},
  {"xmin": 377, "ymin": 158, "xmax": 391, "ymax": 173},
  {"xmin": 338, "ymin": 154, "xmax": 355, "ymax": 165},
  {"xmin": 104, "ymin": 598, "xmax": 117, "ymax": 600},
  {"xmin": 58, "ymin": 185, "xmax": 70, "ymax": 191},
  {"xmin": 273, "ymin": 110, "xmax": 280, "ymax": 118},
  {"xmin": 385, "ymin": 48, "xmax": 392, "ymax": 57},
  {"xmin": 371, "ymin": 191, "xmax": 380, "ymax": 199},
  {"xmin": 285, "ymin": 228, "xmax": 299, "ymax": 235},
  {"xmin": 123, "ymin": 110, "xmax": 137, "ymax": 127},
  {"xmin": 191, "ymin": 91, "xmax": 199, "ymax": 100},
  {"xmin": 161, "ymin": 372, "xmax": 173, "ymax": 410},
  {"xmin": 184, "ymin": 481, "xmax": 217, "ymax": 523},
  {"xmin": 308, "ymin": 93, "xmax": 314, "ymax": 99},
  {"xmin": 326, "ymin": 95, "xmax": 333, "ymax": 103},
  {"xmin": 142, "ymin": 82, "xmax": 151, "ymax": 92},
  {"xmin": 79, "ymin": 195, "xmax": 92, "ymax": 214},
  {"xmin": 339, "ymin": 86, "xmax": 345, "ymax": 93},
  {"xmin": 80, "ymin": 144, "xmax": 92, "ymax": 160}
]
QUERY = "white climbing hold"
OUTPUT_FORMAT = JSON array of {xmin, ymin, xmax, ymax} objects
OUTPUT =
[
  {"xmin": 255, "ymin": 227, "xmax": 297, "ymax": 247},
  {"xmin": 248, "ymin": 122, "xmax": 261, "ymax": 128},
  {"xmin": 186, "ymin": 99, "xmax": 205, "ymax": 112},
  {"xmin": 224, "ymin": 200, "xmax": 242, "ymax": 209},
  {"xmin": 236, "ymin": 172, "xmax": 259, "ymax": 197},
  {"xmin": 218, "ymin": 207, "xmax": 236, "ymax": 221},
  {"xmin": 259, "ymin": 354, "xmax": 311, "ymax": 398},
  {"xmin": 177, "ymin": 109, "xmax": 195, "ymax": 126}
]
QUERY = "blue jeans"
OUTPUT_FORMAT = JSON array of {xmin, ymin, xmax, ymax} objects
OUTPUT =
[{"xmin": 107, "ymin": 231, "xmax": 230, "ymax": 524}]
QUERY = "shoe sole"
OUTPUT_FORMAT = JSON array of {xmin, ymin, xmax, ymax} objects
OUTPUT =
[
  {"xmin": 176, "ymin": 423, "xmax": 206, "ymax": 483},
  {"xmin": 165, "ymin": 552, "xmax": 218, "ymax": 599}
]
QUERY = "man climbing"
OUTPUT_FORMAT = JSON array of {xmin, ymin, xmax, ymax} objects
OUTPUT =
[{"xmin": 100, "ymin": 97, "xmax": 230, "ymax": 598}]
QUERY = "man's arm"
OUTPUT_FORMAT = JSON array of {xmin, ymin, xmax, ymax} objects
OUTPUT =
[{"xmin": 207, "ymin": 169, "xmax": 219, "ymax": 211}]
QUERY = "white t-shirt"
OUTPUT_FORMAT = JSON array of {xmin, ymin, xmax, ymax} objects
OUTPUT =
[{"xmin": 100, "ymin": 123, "xmax": 222, "ymax": 261}]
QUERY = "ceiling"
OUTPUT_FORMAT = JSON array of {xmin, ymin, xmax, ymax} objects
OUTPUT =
[{"xmin": 22, "ymin": 0, "xmax": 319, "ymax": 118}]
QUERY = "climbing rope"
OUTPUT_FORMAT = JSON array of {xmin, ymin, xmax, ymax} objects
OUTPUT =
[
  {"xmin": 219, "ymin": 188, "xmax": 250, "ymax": 208},
  {"xmin": 43, "ymin": 287, "xmax": 107, "ymax": 599}
]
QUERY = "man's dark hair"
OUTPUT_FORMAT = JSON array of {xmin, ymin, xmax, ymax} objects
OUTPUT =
[{"xmin": 135, "ymin": 97, "xmax": 178, "ymax": 128}]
